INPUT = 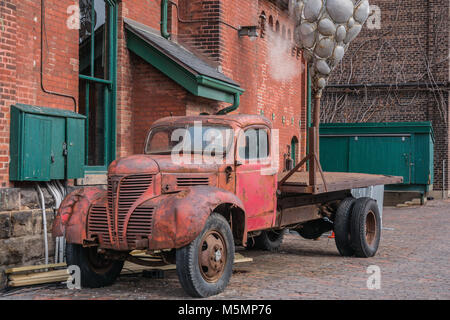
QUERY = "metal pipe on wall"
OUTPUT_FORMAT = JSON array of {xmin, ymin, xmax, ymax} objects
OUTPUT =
[
  {"xmin": 35, "ymin": 184, "xmax": 49, "ymax": 266},
  {"xmin": 40, "ymin": 0, "xmax": 77, "ymax": 112}
]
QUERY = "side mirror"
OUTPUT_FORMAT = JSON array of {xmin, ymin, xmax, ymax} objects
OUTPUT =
[{"xmin": 235, "ymin": 160, "xmax": 243, "ymax": 167}]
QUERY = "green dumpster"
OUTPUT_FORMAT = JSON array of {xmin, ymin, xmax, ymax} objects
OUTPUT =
[{"xmin": 319, "ymin": 122, "xmax": 434, "ymax": 195}]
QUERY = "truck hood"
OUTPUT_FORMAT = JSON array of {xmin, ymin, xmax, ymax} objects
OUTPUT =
[{"xmin": 108, "ymin": 154, "xmax": 222, "ymax": 175}]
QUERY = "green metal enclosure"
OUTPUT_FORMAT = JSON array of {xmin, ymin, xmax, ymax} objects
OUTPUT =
[
  {"xmin": 10, "ymin": 104, "xmax": 86, "ymax": 181},
  {"xmin": 319, "ymin": 122, "xmax": 434, "ymax": 195}
]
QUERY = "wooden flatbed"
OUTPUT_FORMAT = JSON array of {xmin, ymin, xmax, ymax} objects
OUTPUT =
[{"xmin": 278, "ymin": 171, "xmax": 403, "ymax": 195}]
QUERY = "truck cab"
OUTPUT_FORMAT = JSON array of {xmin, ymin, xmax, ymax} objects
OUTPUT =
[{"xmin": 53, "ymin": 114, "xmax": 400, "ymax": 297}]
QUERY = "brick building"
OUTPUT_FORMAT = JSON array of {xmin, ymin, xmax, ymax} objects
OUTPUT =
[
  {"xmin": 0, "ymin": 0, "xmax": 306, "ymax": 285},
  {"xmin": 321, "ymin": 0, "xmax": 450, "ymax": 197}
]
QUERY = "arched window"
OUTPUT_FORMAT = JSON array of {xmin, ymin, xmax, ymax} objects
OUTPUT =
[
  {"xmin": 268, "ymin": 15, "xmax": 274, "ymax": 31},
  {"xmin": 275, "ymin": 21, "xmax": 280, "ymax": 33},
  {"xmin": 282, "ymin": 25, "xmax": 286, "ymax": 39},
  {"xmin": 259, "ymin": 11, "xmax": 267, "ymax": 38},
  {"xmin": 291, "ymin": 136, "xmax": 299, "ymax": 165}
]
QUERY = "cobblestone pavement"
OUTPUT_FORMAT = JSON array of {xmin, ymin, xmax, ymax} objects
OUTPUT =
[{"xmin": 1, "ymin": 200, "xmax": 449, "ymax": 300}]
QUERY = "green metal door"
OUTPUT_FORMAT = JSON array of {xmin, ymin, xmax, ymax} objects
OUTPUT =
[
  {"xmin": 348, "ymin": 136, "xmax": 412, "ymax": 184},
  {"xmin": 320, "ymin": 136, "xmax": 349, "ymax": 172}
]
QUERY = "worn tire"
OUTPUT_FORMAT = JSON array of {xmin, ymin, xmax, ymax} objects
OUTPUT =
[
  {"xmin": 246, "ymin": 230, "xmax": 284, "ymax": 252},
  {"xmin": 350, "ymin": 197, "xmax": 381, "ymax": 258},
  {"xmin": 176, "ymin": 213, "xmax": 235, "ymax": 298},
  {"xmin": 66, "ymin": 243, "xmax": 124, "ymax": 288},
  {"xmin": 334, "ymin": 197, "xmax": 356, "ymax": 257}
]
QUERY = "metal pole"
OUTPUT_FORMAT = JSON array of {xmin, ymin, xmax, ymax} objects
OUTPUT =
[
  {"xmin": 309, "ymin": 93, "xmax": 321, "ymax": 187},
  {"xmin": 36, "ymin": 184, "xmax": 49, "ymax": 266},
  {"xmin": 443, "ymin": 160, "xmax": 446, "ymax": 199}
]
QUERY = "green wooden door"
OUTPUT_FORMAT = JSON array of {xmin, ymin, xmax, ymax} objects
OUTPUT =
[
  {"xmin": 66, "ymin": 118, "xmax": 86, "ymax": 179},
  {"xmin": 349, "ymin": 136, "xmax": 412, "ymax": 184},
  {"xmin": 50, "ymin": 117, "xmax": 66, "ymax": 180},
  {"xmin": 23, "ymin": 115, "xmax": 52, "ymax": 181}
]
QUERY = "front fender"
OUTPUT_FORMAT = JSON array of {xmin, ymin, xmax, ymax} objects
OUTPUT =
[
  {"xmin": 52, "ymin": 187, "xmax": 106, "ymax": 244},
  {"xmin": 143, "ymin": 186, "xmax": 246, "ymax": 250}
]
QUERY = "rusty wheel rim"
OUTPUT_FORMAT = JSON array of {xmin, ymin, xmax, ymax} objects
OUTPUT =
[
  {"xmin": 365, "ymin": 210, "xmax": 377, "ymax": 246},
  {"xmin": 198, "ymin": 230, "xmax": 227, "ymax": 283},
  {"xmin": 87, "ymin": 247, "xmax": 114, "ymax": 272}
]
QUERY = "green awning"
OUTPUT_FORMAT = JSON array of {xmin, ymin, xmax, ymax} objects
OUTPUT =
[{"xmin": 124, "ymin": 18, "xmax": 244, "ymax": 105}]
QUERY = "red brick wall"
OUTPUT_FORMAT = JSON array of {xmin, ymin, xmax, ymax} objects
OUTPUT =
[
  {"xmin": 117, "ymin": 0, "xmax": 221, "ymax": 158},
  {"xmin": 172, "ymin": 0, "xmax": 308, "ymax": 169},
  {"xmin": 130, "ymin": 53, "xmax": 220, "ymax": 154},
  {"xmin": 0, "ymin": 0, "xmax": 78, "ymax": 187},
  {"xmin": 0, "ymin": 0, "xmax": 307, "ymax": 186},
  {"xmin": 222, "ymin": 0, "xmax": 307, "ymax": 169}
]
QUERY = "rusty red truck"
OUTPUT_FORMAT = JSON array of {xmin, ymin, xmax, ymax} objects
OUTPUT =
[{"xmin": 52, "ymin": 114, "xmax": 402, "ymax": 297}]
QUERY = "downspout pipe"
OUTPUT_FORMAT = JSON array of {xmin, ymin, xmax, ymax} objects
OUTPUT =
[
  {"xmin": 195, "ymin": 76, "xmax": 243, "ymax": 115},
  {"xmin": 216, "ymin": 93, "xmax": 240, "ymax": 115},
  {"xmin": 161, "ymin": 0, "xmax": 170, "ymax": 39}
]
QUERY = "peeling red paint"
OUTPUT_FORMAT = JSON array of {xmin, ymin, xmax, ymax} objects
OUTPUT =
[{"xmin": 52, "ymin": 187, "xmax": 106, "ymax": 244}]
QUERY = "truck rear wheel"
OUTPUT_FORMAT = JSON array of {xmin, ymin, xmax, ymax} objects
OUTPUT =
[
  {"xmin": 66, "ymin": 243, "xmax": 124, "ymax": 288},
  {"xmin": 176, "ymin": 213, "xmax": 235, "ymax": 298},
  {"xmin": 350, "ymin": 197, "xmax": 381, "ymax": 258},
  {"xmin": 334, "ymin": 197, "xmax": 356, "ymax": 256},
  {"xmin": 246, "ymin": 230, "xmax": 284, "ymax": 251}
]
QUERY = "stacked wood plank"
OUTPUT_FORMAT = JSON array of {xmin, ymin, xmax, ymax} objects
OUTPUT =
[{"xmin": 6, "ymin": 252, "xmax": 253, "ymax": 288}]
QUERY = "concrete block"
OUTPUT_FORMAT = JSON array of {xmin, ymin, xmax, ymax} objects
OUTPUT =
[{"xmin": 76, "ymin": 174, "xmax": 107, "ymax": 186}]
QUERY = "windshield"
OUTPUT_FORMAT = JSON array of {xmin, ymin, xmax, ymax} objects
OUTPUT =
[{"xmin": 145, "ymin": 124, "xmax": 234, "ymax": 156}]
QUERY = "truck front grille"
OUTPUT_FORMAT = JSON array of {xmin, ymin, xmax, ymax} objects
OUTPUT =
[
  {"xmin": 105, "ymin": 174, "xmax": 154, "ymax": 247},
  {"xmin": 126, "ymin": 207, "xmax": 154, "ymax": 246},
  {"xmin": 87, "ymin": 205, "xmax": 111, "ymax": 245}
]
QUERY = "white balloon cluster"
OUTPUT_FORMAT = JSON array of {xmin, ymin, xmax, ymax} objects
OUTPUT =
[{"xmin": 293, "ymin": 0, "xmax": 370, "ymax": 94}]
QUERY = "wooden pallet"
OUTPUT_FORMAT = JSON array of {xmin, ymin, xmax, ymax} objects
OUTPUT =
[{"xmin": 6, "ymin": 252, "xmax": 253, "ymax": 288}]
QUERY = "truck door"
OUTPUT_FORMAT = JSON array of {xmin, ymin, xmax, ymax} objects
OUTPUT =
[{"xmin": 235, "ymin": 126, "xmax": 277, "ymax": 231}]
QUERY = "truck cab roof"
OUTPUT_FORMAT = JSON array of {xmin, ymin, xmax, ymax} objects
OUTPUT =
[{"xmin": 152, "ymin": 114, "xmax": 273, "ymax": 129}]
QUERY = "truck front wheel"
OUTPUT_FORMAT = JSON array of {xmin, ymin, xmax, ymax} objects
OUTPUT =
[
  {"xmin": 66, "ymin": 243, "xmax": 124, "ymax": 288},
  {"xmin": 176, "ymin": 213, "xmax": 235, "ymax": 298}
]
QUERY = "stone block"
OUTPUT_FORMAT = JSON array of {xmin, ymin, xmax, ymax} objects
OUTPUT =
[
  {"xmin": 0, "ymin": 238, "xmax": 24, "ymax": 266},
  {"xmin": 0, "ymin": 213, "xmax": 11, "ymax": 239},
  {"xmin": 0, "ymin": 188, "xmax": 20, "ymax": 211},
  {"xmin": 10, "ymin": 210, "xmax": 33, "ymax": 238},
  {"xmin": 20, "ymin": 187, "xmax": 54, "ymax": 210}
]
